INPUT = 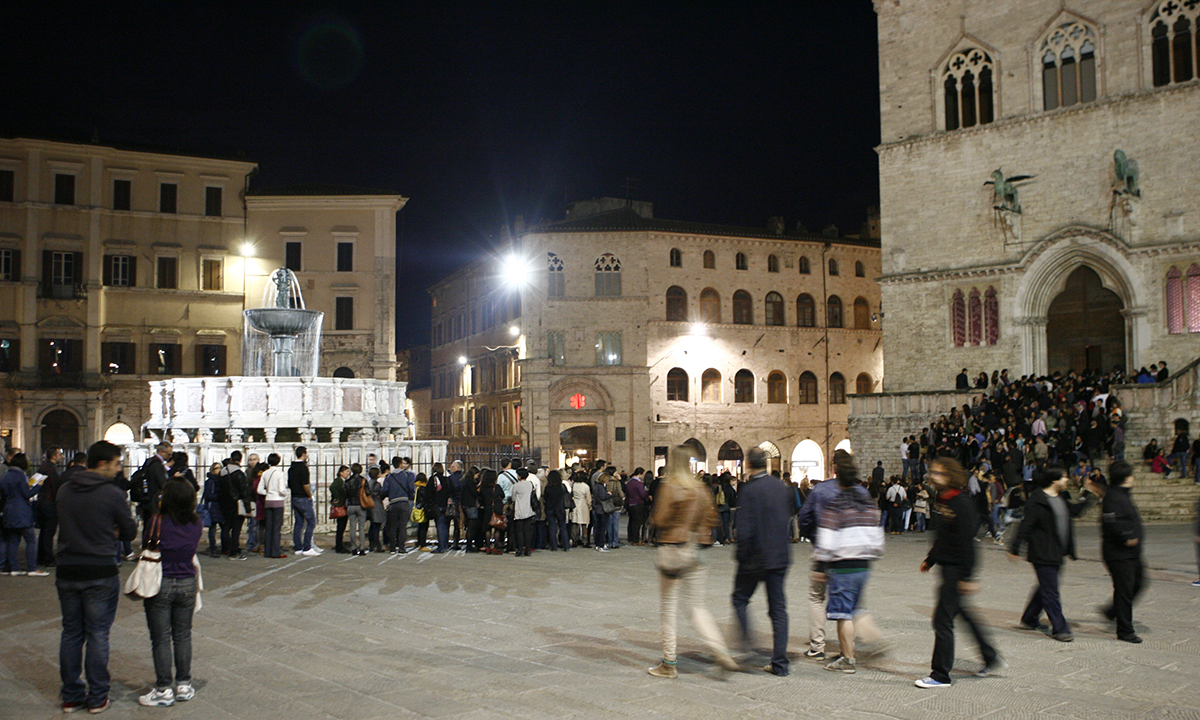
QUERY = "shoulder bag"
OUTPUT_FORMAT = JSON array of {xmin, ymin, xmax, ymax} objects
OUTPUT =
[
  {"xmin": 359, "ymin": 480, "xmax": 375, "ymax": 510},
  {"xmin": 123, "ymin": 515, "xmax": 163, "ymax": 600}
]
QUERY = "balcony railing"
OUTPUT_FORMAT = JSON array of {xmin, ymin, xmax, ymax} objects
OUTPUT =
[
  {"xmin": 37, "ymin": 282, "xmax": 87, "ymax": 300},
  {"xmin": 5, "ymin": 370, "xmax": 105, "ymax": 389}
]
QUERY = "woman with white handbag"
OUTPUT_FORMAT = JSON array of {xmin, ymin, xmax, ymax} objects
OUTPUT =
[
  {"xmin": 647, "ymin": 445, "xmax": 738, "ymax": 679},
  {"xmin": 137, "ymin": 479, "xmax": 202, "ymax": 707}
]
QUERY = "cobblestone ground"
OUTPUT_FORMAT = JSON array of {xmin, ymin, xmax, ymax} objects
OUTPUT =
[{"xmin": 2, "ymin": 523, "xmax": 1199, "ymax": 720}]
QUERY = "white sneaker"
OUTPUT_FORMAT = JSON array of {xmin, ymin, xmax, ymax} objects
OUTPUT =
[
  {"xmin": 310, "ymin": 545, "xmax": 325, "ymax": 553},
  {"xmin": 27, "ymin": 570, "xmax": 49, "ymax": 577},
  {"xmin": 174, "ymin": 684, "xmax": 194, "ymax": 701},
  {"xmin": 300, "ymin": 548, "xmax": 320, "ymax": 557},
  {"xmin": 138, "ymin": 688, "xmax": 175, "ymax": 706}
]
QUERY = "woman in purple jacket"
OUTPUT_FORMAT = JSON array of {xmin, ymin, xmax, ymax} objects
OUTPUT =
[{"xmin": 138, "ymin": 479, "xmax": 202, "ymax": 707}]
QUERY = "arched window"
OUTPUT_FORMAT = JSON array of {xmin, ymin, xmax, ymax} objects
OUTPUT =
[
  {"xmin": 798, "ymin": 371, "xmax": 818, "ymax": 404},
  {"xmin": 595, "ymin": 332, "xmax": 621, "ymax": 366},
  {"xmin": 333, "ymin": 366, "xmax": 355, "ymax": 379},
  {"xmin": 1188, "ymin": 265, "xmax": 1200, "ymax": 332},
  {"xmin": 1041, "ymin": 21, "xmax": 1097, "ymax": 110},
  {"xmin": 1150, "ymin": 1, "xmax": 1199, "ymax": 87},
  {"xmin": 736, "ymin": 252, "xmax": 748, "ymax": 271},
  {"xmin": 853, "ymin": 296, "xmax": 870, "ymax": 329},
  {"xmin": 829, "ymin": 372, "xmax": 846, "ymax": 405},
  {"xmin": 734, "ymin": 369, "xmax": 755, "ymax": 403},
  {"xmin": 666, "ymin": 286, "xmax": 688, "ymax": 321},
  {"xmin": 952, "ymin": 290, "xmax": 966, "ymax": 347},
  {"xmin": 856, "ymin": 373, "xmax": 873, "ymax": 395},
  {"xmin": 984, "ymin": 286, "xmax": 999, "ymax": 345},
  {"xmin": 547, "ymin": 253, "xmax": 565, "ymax": 298},
  {"xmin": 669, "ymin": 248, "xmax": 682, "ymax": 267},
  {"xmin": 594, "ymin": 253, "xmax": 621, "ymax": 297},
  {"xmin": 733, "ymin": 290, "xmax": 753, "ymax": 324},
  {"xmin": 855, "ymin": 260, "xmax": 865, "ymax": 277},
  {"xmin": 942, "ymin": 48, "xmax": 995, "ymax": 131},
  {"xmin": 701, "ymin": 369, "xmax": 722, "ymax": 402},
  {"xmin": 797, "ymin": 294, "xmax": 816, "ymax": 327},
  {"xmin": 767, "ymin": 371, "xmax": 787, "ymax": 404},
  {"xmin": 828, "ymin": 258, "xmax": 839, "ymax": 276},
  {"xmin": 547, "ymin": 331, "xmax": 566, "ymax": 366},
  {"xmin": 1167, "ymin": 266, "xmax": 1184, "ymax": 334},
  {"xmin": 700, "ymin": 288, "xmax": 721, "ymax": 324},
  {"xmin": 767, "ymin": 254, "xmax": 779, "ymax": 273},
  {"xmin": 826, "ymin": 295, "xmax": 843, "ymax": 328},
  {"xmin": 703, "ymin": 250, "xmax": 716, "ymax": 269},
  {"xmin": 798, "ymin": 256, "xmax": 811, "ymax": 274},
  {"xmin": 765, "ymin": 292, "xmax": 784, "ymax": 326},
  {"xmin": 667, "ymin": 367, "xmax": 688, "ymax": 401},
  {"xmin": 968, "ymin": 288, "xmax": 982, "ymax": 346}
]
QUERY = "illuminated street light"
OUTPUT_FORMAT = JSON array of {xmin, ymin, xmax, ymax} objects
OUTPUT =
[
  {"xmin": 502, "ymin": 253, "xmax": 530, "ymax": 286},
  {"xmin": 509, "ymin": 325, "xmax": 520, "ymax": 337},
  {"xmin": 690, "ymin": 322, "xmax": 706, "ymax": 336},
  {"xmin": 239, "ymin": 241, "xmax": 256, "ymax": 257},
  {"xmin": 458, "ymin": 355, "xmax": 468, "ymax": 365}
]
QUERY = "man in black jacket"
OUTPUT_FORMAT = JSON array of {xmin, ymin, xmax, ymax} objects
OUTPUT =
[
  {"xmin": 1007, "ymin": 467, "xmax": 1094, "ymax": 642},
  {"xmin": 218, "ymin": 451, "xmax": 249, "ymax": 559},
  {"xmin": 55, "ymin": 441, "xmax": 138, "ymax": 714},
  {"xmin": 915, "ymin": 457, "xmax": 1001, "ymax": 688},
  {"xmin": 1097, "ymin": 461, "xmax": 1145, "ymax": 643},
  {"xmin": 731, "ymin": 448, "xmax": 792, "ymax": 676}
]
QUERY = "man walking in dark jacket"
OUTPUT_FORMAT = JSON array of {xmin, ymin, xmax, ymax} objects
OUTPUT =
[
  {"xmin": 915, "ymin": 457, "xmax": 1001, "ymax": 688},
  {"xmin": 36, "ymin": 446, "xmax": 63, "ymax": 567},
  {"xmin": 55, "ymin": 441, "xmax": 138, "ymax": 714},
  {"xmin": 1097, "ymin": 461, "xmax": 1145, "ymax": 642},
  {"xmin": 1007, "ymin": 466, "xmax": 1094, "ymax": 642},
  {"xmin": 732, "ymin": 448, "xmax": 792, "ymax": 676},
  {"xmin": 217, "ymin": 452, "xmax": 249, "ymax": 559}
]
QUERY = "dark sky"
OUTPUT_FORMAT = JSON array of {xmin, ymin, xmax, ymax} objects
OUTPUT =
[{"xmin": 3, "ymin": 2, "xmax": 880, "ymax": 346}]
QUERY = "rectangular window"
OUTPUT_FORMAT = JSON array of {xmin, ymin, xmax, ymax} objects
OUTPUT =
[
  {"xmin": 204, "ymin": 186, "xmax": 222, "ymax": 217},
  {"xmin": 101, "ymin": 342, "xmax": 136, "ymax": 375},
  {"xmin": 201, "ymin": 258, "xmax": 223, "ymax": 291},
  {"xmin": 0, "ymin": 338, "xmax": 20, "ymax": 372},
  {"xmin": 159, "ymin": 183, "xmax": 177, "ymax": 213},
  {"xmin": 156, "ymin": 256, "xmax": 178, "ymax": 289},
  {"xmin": 0, "ymin": 169, "xmax": 14, "ymax": 202},
  {"xmin": 54, "ymin": 173, "xmax": 76, "ymax": 205},
  {"xmin": 336, "ymin": 242, "xmax": 353, "ymax": 272},
  {"xmin": 41, "ymin": 250, "xmax": 83, "ymax": 298},
  {"xmin": 112, "ymin": 179, "xmax": 131, "ymax": 211},
  {"xmin": 196, "ymin": 344, "xmax": 227, "ymax": 376},
  {"xmin": 102, "ymin": 254, "xmax": 136, "ymax": 287},
  {"xmin": 548, "ymin": 332, "xmax": 566, "ymax": 366},
  {"xmin": 615, "ymin": 427, "xmax": 626, "ymax": 442},
  {"xmin": 149, "ymin": 343, "xmax": 182, "ymax": 375},
  {"xmin": 39, "ymin": 338, "xmax": 83, "ymax": 374},
  {"xmin": 285, "ymin": 241, "xmax": 302, "ymax": 271},
  {"xmin": 595, "ymin": 332, "xmax": 621, "ymax": 366},
  {"xmin": 0, "ymin": 248, "xmax": 19, "ymax": 281},
  {"xmin": 335, "ymin": 296, "xmax": 354, "ymax": 330},
  {"xmin": 547, "ymin": 270, "xmax": 565, "ymax": 297}
]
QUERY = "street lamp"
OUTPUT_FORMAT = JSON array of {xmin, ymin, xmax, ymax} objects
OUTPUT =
[{"xmin": 502, "ymin": 253, "xmax": 531, "ymax": 287}]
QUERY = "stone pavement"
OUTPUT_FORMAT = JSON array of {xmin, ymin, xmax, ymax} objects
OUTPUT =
[{"xmin": 2, "ymin": 523, "xmax": 1199, "ymax": 720}]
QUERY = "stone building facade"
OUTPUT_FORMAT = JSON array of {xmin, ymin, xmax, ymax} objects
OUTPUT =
[
  {"xmin": 0, "ymin": 137, "xmax": 404, "ymax": 456},
  {"xmin": 417, "ymin": 199, "xmax": 882, "ymax": 480},
  {"xmin": 873, "ymin": 0, "xmax": 1200, "ymax": 391}
]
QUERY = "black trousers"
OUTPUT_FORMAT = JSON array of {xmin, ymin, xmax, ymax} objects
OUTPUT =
[
  {"xmin": 1103, "ymin": 553, "xmax": 1144, "ymax": 638},
  {"xmin": 627, "ymin": 504, "xmax": 647, "ymax": 543},
  {"xmin": 37, "ymin": 505, "xmax": 57, "ymax": 565},
  {"xmin": 221, "ymin": 515, "xmax": 244, "ymax": 555},
  {"xmin": 513, "ymin": 517, "xmax": 533, "ymax": 554},
  {"xmin": 732, "ymin": 567, "xmax": 789, "ymax": 675},
  {"xmin": 930, "ymin": 564, "xmax": 997, "ymax": 684}
]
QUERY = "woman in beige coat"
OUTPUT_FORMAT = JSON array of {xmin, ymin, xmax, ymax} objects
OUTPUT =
[
  {"xmin": 569, "ymin": 470, "xmax": 592, "ymax": 547},
  {"xmin": 648, "ymin": 446, "xmax": 738, "ymax": 678}
]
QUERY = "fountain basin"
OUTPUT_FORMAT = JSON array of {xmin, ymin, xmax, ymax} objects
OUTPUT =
[{"xmin": 244, "ymin": 308, "xmax": 322, "ymax": 337}]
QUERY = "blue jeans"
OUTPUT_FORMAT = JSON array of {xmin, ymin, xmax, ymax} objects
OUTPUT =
[
  {"xmin": 57, "ymin": 574, "xmax": 121, "ymax": 708},
  {"xmin": 608, "ymin": 513, "xmax": 621, "ymax": 547},
  {"xmin": 144, "ymin": 576, "xmax": 197, "ymax": 689},
  {"xmin": 4, "ymin": 526, "xmax": 37, "ymax": 572},
  {"xmin": 435, "ymin": 515, "xmax": 450, "ymax": 551},
  {"xmin": 1021, "ymin": 563, "xmax": 1068, "ymax": 635},
  {"xmin": 291, "ymin": 497, "xmax": 316, "ymax": 551},
  {"xmin": 732, "ymin": 567, "xmax": 789, "ymax": 675},
  {"xmin": 246, "ymin": 516, "xmax": 259, "ymax": 549}
]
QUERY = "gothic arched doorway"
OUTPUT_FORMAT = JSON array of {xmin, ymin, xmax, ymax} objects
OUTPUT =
[
  {"xmin": 1046, "ymin": 266, "xmax": 1126, "ymax": 375},
  {"xmin": 41, "ymin": 408, "xmax": 80, "ymax": 455}
]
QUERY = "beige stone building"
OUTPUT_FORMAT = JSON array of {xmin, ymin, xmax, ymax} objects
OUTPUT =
[
  {"xmin": 0, "ymin": 137, "xmax": 404, "ymax": 456},
  {"xmin": 873, "ymin": 0, "xmax": 1200, "ymax": 391},
  {"xmin": 417, "ymin": 199, "xmax": 882, "ymax": 480}
]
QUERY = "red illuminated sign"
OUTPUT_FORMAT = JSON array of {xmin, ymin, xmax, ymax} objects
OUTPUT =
[{"xmin": 569, "ymin": 393, "xmax": 586, "ymax": 409}]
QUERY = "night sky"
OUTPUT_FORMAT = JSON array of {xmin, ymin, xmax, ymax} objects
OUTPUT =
[{"xmin": 4, "ymin": 2, "xmax": 880, "ymax": 346}]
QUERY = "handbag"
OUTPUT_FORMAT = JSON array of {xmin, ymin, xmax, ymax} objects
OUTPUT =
[
  {"xmin": 489, "ymin": 511, "xmax": 508, "ymax": 530},
  {"xmin": 529, "ymin": 488, "xmax": 542, "ymax": 516},
  {"xmin": 599, "ymin": 497, "xmax": 617, "ymax": 514},
  {"xmin": 330, "ymin": 505, "xmax": 347, "ymax": 519},
  {"xmin": 564, "ymin": 492, "xmax": 576, "ymax": 511},
  {"xmin": 411, "ymin": 506, "xmax": 426, "ymax": 524},
  {"xmin": 655, "ymin": 542, "xmax": 698, "ymax": 578},
  {"xmin": 359, "ymin": 481, "xmax": 375, "ymax": 510},
  {"xmin": 123, "ymin": 516, "xmax": 163, "ymax": 600}
]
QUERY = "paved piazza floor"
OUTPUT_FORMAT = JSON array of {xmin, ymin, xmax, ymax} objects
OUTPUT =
[{"xmin": 2, "ymin": 522, "xmax": 1199, "ymax": 720}]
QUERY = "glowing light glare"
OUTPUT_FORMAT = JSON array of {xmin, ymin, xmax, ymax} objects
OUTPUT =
[
  {"xmin": 239, "ymin": 241, "xmax": 256, "ymax": 257},
  {"xmin": 509, "ymin": 325, "xmax": 520, "ymax": 337},
  {"xmin": 690, "ymin": 322, "xmax": 706, "ymax": 336},
  {"xmin": 457, "ymin": 356, "xmax": 468, "ymax": 365},
  {"xmin": 502, "ymin": 254, "xmax": 530, "ymax": 286}
]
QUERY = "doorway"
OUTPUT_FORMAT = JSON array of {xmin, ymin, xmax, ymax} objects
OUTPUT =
[
  {"xmin": 1046, "ymin": 266, "xmax": 1126, "ymax": 375},
  {"xmin": 559, "ymin": 423, "xmax": 597, "ymax": 471},
  {"xmin": 41, "ymin": 408, "xmax": 80, "ymax": 456}
]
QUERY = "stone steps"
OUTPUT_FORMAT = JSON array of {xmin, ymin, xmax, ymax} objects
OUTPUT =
[{"xmin": 1076, "ymin": 471, "xmax": 1200, "ymax": 523}]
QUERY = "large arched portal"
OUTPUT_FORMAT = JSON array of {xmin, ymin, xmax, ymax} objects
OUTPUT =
[
  {"xmin": 1046, "ymin": 266, "xmax": 1126, "ymax": 374},
  {"xmin": 40, "ymin": 408, "xmax": 80, "ymax": 455}
]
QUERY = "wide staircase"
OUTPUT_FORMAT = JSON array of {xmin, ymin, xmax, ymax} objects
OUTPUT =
[{"xmin": 1087, "ymin": 469, "xmax": 1200, "ymax": 523}]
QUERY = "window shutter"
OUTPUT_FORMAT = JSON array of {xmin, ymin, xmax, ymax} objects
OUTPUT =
[
  {"xmin": 9, "ymin": 249, "xmax": 19, "ymax": 281},
  {"xmin": 102, "ymin": 255, "xmax": 113, "ymax": 286},
  {"xmin": 42, "ymin": 250, "xmax": 53, "ymax": 287},
  {"xmin": 173, "ymin": 346, "xmax": 183, "ymax": 375},
  {"xmin": 73, "ymin": 252, "xmax": 84, "ymax": 285},
  {"xmin": 194, "ymin": 345, "xmax": 204, "ymax": 375},
  {"xmin": 128, "ymin": 256, "xmax": 137, "ymax": 287}
]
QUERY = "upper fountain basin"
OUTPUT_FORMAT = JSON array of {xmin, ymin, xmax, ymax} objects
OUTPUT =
[{"xmin": 244, "ymin": 308, "xmax": 323, "ymax": 337}]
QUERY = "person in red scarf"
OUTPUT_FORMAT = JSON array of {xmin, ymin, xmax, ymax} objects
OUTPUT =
[{"xmin": 915, "ymin": 457, "xmax": 1002, "ymax": 688}]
